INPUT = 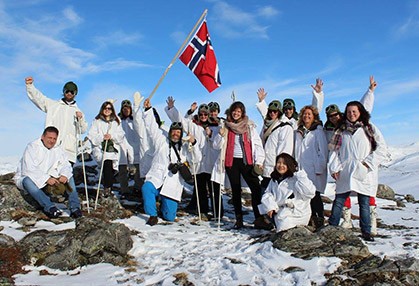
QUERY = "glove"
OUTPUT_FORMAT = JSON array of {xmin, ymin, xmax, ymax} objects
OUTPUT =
[{"xmin": 133, "ymin": 91, "xmax": 144, "ymax": 107}]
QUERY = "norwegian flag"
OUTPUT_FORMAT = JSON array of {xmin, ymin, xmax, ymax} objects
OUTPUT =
[{"xmin": 179, "ymin": 20, "xmax": 221, "ymax": 93}]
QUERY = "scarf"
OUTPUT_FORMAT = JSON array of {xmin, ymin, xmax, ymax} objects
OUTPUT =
[
  {"xmin": 224, "ymin": 116, "xmax": 249, "ymax": 135},
  {"xmin": 329, "ymin": 120, "xmax": 377, "ymax": 151},
  {"xmin": 261, "ymin": 119, "xmax": 281, "ymax": 146},
  {"xmin": 297, "ymin": 121, "xmax": 322, "ymax": 138}
]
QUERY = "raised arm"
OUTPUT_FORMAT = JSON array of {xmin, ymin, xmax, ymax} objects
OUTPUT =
[
  {"xmin": 255, "ymin": 88, "xmax": 268, "ymax": 119},
  {"xmin": 311, "ymin": 78, "xmax": 324, "ymax": 111},
  {"xmin": 360, "ymin": 75, "xmax": 377, "ymax": 114}
]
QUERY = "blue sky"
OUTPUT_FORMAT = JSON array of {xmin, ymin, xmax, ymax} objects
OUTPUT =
[{"xmin": 1, "ymin": 0, "xmax": 419, "ymax": 157}]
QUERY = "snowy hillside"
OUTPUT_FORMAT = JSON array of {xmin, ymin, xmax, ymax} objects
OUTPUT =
[{"xmin": 1, "ymin": 142, "xmax": 418, "ymax": 285}]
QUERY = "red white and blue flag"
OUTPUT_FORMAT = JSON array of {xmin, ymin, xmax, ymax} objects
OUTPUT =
[{"xmin": 179, "ymin": 20, "xmax": 221, "ymax": 93}]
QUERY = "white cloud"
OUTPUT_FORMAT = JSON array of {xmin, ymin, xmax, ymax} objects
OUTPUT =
[
  {"xmin": 92, "ymin": 30, "xmax": 143, "ymax": 49},
  {"xmin": 211, "ymin": 1, "xmax": 275, "ymax": 39}
]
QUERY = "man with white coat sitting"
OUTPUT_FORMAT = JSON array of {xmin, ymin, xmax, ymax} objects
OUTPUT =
[
  {"xmin": 141, "ymin": 98, "xmax": 201, "ymax": 226},
  {"xmin": 14, "ymin": 126, "xmax": 82, "ymax": 218}
]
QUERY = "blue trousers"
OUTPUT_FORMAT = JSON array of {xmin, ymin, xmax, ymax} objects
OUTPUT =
[
  {"xmin": 22, "ymin": 176, "xmax": 81, "ymax": 212},
  {"xmin": 142, "ymin": 181, "xmax": 178, "ymax": 221},
  {"xmin": 329, "ymin": 191, "xmax": 371, "ymax": 234}
]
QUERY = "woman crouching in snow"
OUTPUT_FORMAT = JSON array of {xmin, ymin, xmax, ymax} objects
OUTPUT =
[{"xmin": 258, "ymin": 153, "xmax": 316, "ymax": 232}]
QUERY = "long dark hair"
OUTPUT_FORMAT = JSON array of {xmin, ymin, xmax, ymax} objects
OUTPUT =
[
  {"xmin": 95, "ymin": 101, "xmax": 120, "ymax": 124},
  {"xmin": 270, "ymin": 153, "xmax": 298, "ymax": 181},
  {"xmin": 343, "ymin": 101, "xmax": 371, "ymax": 125},
  {"xmin": 225, "ymin": 101, "xmax": 246, "ymax": 122}
]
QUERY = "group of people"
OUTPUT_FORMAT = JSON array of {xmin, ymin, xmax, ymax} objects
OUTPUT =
[{"xmin": 14, "ymin": 76, "xmax": 388, "ymax": 242}]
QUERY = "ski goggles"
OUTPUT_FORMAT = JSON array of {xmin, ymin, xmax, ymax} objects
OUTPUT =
[
  {"xmin": 325, "ymin": 104, "xmax": 340, "ymax": 116},
  {"xmin": 268, "ymin": 100, "xmax": 281, "ymax": 111},
  {"xmin": 121, "ymin": 99, "xmax": 132, "ymax": 107},
  {"xmin": 170, "ymin": 122, "xmax": 183, "ymax": 130},
  {"xmin": 208, "ymin": 102, "xmax": 220, "ymax": 112},
  {"xmin": 198, "ymin": 104, "xmax": 210, "ymax": 114},
  {"xmin": 282, "ymin": 100, "xmax": 295, "ymax": 109}
]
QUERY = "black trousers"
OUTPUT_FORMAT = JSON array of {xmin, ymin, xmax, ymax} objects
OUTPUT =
[
  {"xmin": 310, "ymin": 191, "xmax": 324, "ymax": 218},
  {"xmin": 196, "ymin": 172, "xmax": 224, "ymax": 217},
  {"xmin": 225, "ymin": 158, "xmax": 262, "ymax": 218},
  {"xmin": 103, "ymin": 160, "xmax": 115, "ymax": 189}
]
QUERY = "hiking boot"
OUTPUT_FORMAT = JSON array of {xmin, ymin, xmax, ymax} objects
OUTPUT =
[
  {"xmin": 233, "ymin": 214, "xmax": 244, "ymax": 229},
  {"xmin": 103, "ymin": 187, "xmax": 112, "ymax": 197},
  {"xmin": 253, "ymin": 216, "xmax": 274, "ymax": 230},
  {"xmin": 71, "ymin": 208, "xmax": 83, "ymax": 219},
  {"xmin": 361, "ymin": 232, "xmax": 375, "ymax": 242},
  {"xmin": 46, "ymin": 206, "xmax": 62, "ymax": 218},
  {"xmin": 146, "ymin": 216, "xmax": 158, "ymax": 226}
]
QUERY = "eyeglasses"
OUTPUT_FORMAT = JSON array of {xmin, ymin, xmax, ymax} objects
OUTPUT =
[
  {"xmin": 104, "ymin": 107, "xmax": 112, "ymax": 111},
  {"xmin": 65, "ymin": 90, "xmax": 75, "ymax": 95}
]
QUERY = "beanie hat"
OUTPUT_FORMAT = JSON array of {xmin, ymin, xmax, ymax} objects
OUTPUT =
[
  {"xmin": 268, "ymin": 100, "xmax": 282, "ymax": 111},
  {"xmin": 63, "ymin": 81, "xmax": 78, "ymax": 95},
  {"xmin": 325, "ymin": 104, "xmax": 341, "ymax": 116}
]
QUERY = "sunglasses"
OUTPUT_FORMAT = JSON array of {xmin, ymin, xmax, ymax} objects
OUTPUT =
[
  {"xmin": 104, "ymin": 107, "xmax": 112, "ymax": 111},
  {"xmin": 268, "ymin": 109, "xmax": 279, "ymax": 113},
  {"xmin": 199, "ymin": 113, "xmax": 208, "ymax": 117},
  {"xmin": 328, "ymin": 112, "xmax": 340, "ymax": 118},
  {"xmin": 65, "ymin": 90, "xmax": 75, "ymax": 95}
]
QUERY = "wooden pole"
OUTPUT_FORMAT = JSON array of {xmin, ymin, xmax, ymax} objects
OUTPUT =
[{"xmin": 147, "ymin": 9, "xmax": 208, "ymax": 100}]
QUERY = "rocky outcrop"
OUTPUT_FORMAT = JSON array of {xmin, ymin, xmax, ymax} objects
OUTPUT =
[
  {"xmin": 268, "ymin": 226, "xmax": 419, "ymax": 285},
  {"xmin": 18, "ymin": 217, "xmax": 133, "ymax": 270}
]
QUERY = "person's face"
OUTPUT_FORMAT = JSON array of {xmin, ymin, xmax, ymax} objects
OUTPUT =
[
  {"xmin": 302, "ymin": 108, "xmax": 314, "ymax": 127},
  {"xmin": 231, "ymin": 108, "xmax": 243, "ymax": 121},
  {"xmin": 275, "ymin": 157, "xmax": 288, "ymax": 175},
  {"xmin": 41, "ymin": 131, "xmax": 58, "ymax": 149},
  {"xmin": 170, "ymin": 129, "xmax": 182, "ymax": 142},
  {"xmin": 328, "ymin": 112, "xmax": 341, "ymax": 126},
  {"xmin": 346, "ymin": 105, "xmax": 361, "ymax": 123},
  {"xmin": 103, "ymin": 105, "xmax": 113, "ymax": 117},
  {"xmin": 64, "ymin": 90, "xmax": 76, "ymax": 102},
  {"xmin": 268, "ymin": 109, "xmax": 280, "ymax": 120},
  {"xmin": 284, "ymin": 108, "xmax": 293, "ymax": 119},
  {"xmin": 122, "ymin": 106, "xmax": 132, "ymax": 117},
  {"xmin": 209, "ymin": 110, "xmax": 219, "ymax": 118},
  {"xmin": 199, "ymin": 112, "xmax": 209, "ymax": 122}
]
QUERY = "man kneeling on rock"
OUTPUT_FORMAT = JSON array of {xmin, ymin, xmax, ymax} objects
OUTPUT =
[
  {"xmin": 14, "ymin": 126, "xmax": 82, "ymax": 218},
  {"xmin": 141, "ymin": 98, "xmax": 201, "ymax": 226}
]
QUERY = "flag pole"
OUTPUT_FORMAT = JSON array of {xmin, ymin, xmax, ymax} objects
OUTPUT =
[{"xmin": 147, "ymin": 9, "xmax": 208, "ymax": 100}]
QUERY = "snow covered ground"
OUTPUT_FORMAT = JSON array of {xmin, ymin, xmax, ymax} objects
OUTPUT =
[{"xmin": 1, "ymin": 142, "xmax": 418, "ymax": 285}]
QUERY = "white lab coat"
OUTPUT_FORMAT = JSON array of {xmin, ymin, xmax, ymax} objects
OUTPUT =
[
  {"xmin": 258, "ymin": 170, "xmax": 316, "ymax": 232},
  {"xmin": 14, "ymin": 138, "xmax": 73, "ymax": 190}
]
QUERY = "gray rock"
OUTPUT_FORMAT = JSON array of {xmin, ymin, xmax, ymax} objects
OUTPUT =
[
  {"xmin": 18, "ymin": 217, "xmax": 133, "ymax": 270},
  {"xmin": 405, "ymin": 194, "xmax": 415, "ymax": 203},
  {"xmin": 0, "ymin": 233, "xmax": 16, "ymax": 247},
  {"xmin": 377, "ymin": 184, "xmax": 396, "ymax": 200},
  {"xmin": 271, "ymin": 226, "xmax": 370, "ymax": 263}
]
